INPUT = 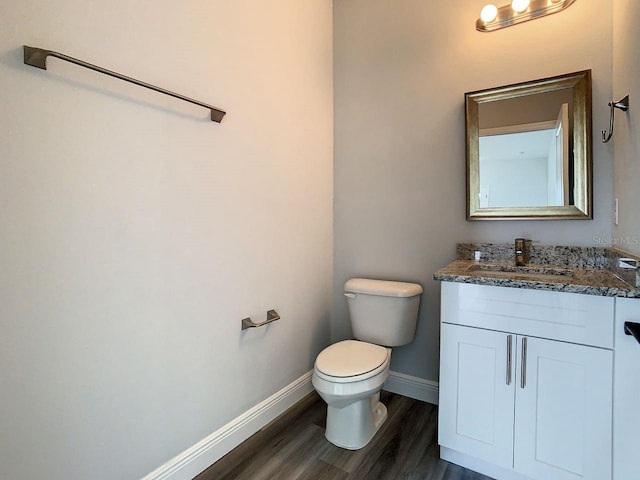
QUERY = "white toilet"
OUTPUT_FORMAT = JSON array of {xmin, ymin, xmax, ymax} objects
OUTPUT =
[{"xmin": 312, "ymin": 278, "xmax": 423, "ymax": 450}]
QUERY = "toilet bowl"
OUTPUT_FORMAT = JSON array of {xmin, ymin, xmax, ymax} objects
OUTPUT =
[
  {"xmin": 311, "ymin": 278, "xmax": 422, "ymax": 450},
  {"xmin": 312, "ymin": 340, "xmax": 391, "ymax": 449}
]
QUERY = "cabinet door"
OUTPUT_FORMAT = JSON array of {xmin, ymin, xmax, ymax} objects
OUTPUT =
[
  {"xmin": 514, "ymin": 336, "xmax": 612, "ymax": 480},
  {"xmin": 439, "ymin": 323, "xmax": 515, "ymax": 468},
  {"xmin": 613, "ymin": 298, "xmax": 640, "ymax": 480}
]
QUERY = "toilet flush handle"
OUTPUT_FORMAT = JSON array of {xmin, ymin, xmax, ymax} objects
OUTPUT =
[{"xmin": 344, "ymin": 293, "xmax": 356, "ymax": 299}]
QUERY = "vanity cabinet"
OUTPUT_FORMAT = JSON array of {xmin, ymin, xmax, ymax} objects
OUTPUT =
[{"xmin": 439, "ymin": 282, "xmax": 614, "ymax": 480}]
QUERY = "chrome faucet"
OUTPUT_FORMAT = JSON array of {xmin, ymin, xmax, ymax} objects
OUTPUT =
[{"xmin": 515, "ymin": 238, "xmax": 526, "ymax": 266}]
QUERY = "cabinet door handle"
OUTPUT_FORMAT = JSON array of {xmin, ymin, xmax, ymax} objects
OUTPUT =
[
  {"xmin": 506, "ymin": 334, "xmax": 512, "ymax": 385},
  {"xmin": 520, "ymin": 337, "xmax": 527, "ymax": 389},
  {"xmin": 624, "ymin": 322, "xmax": 640, "ymax": 344}
]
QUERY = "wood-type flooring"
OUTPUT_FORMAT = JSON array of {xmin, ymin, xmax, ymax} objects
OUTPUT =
[{"xmin": 195, "ymin": 391, "xmax": 493, "ymax": 480}]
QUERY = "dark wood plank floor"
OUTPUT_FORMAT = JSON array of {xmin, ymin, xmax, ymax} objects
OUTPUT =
[{"xmin": 195, "ymin": 391, "xmax": 494, "ymax": 480}]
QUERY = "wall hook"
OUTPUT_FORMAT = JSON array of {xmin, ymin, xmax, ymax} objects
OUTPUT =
[{"xmin": 602, "ymin": 95, "xmax": 629, "ymax": 143}]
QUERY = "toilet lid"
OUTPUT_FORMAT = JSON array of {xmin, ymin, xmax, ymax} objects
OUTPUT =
[{"xmin": 315, "ymin": 340, "xmax": 388, "ymax": 378}]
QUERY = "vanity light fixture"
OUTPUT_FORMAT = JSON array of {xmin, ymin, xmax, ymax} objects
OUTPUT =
[{"xmin": 476, "ymin": 0, "xmax": 576, "ymax": 32}]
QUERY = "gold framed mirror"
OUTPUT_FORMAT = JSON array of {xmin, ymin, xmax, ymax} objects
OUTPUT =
[{"xmin": 466, "ymin": 70, "xmax": 592, "ymax": 220}]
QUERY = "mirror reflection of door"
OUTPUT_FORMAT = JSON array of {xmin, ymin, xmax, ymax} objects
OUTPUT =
[
  {"xmin": 478, "ymin": 102, "xmax": 570, "ymax": 208},
  {"xmin": 550, "ymin": 103, "xmax": 570, "ymax": 206}
]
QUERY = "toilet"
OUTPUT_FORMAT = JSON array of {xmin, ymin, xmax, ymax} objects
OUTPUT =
[{"xmin": 312, "ymin": 278, "xmax": 423, "ymax": 450}]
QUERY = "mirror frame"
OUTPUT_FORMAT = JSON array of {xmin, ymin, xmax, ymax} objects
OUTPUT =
[{"xmin": 466, "ymin": 70, "xmax": 592, "ymax": 220}]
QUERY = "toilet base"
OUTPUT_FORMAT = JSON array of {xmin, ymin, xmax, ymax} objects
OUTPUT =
[{"xmin": 325, "ymin": 393, "xmax": 388, "ymax": 450}]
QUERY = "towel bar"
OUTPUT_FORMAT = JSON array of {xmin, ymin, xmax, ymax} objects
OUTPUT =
[{"xmin": 23, "ymin": 45, "xmax": 226, "ymax": 122}]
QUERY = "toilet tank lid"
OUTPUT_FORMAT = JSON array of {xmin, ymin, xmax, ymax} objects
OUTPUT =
[{"xmin": 344, "ymin": 278, "xmax": 423, "ymax": 297}]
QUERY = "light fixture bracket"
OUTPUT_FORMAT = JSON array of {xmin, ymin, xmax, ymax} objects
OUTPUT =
[{"xmin": 476, "ymin": 0, "xmax": 576, "ymax": 32}]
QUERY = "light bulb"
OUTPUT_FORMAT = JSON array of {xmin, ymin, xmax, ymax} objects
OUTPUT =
[
  {"xmin": 511, "ymin": 0, "xmax": 530, "ymax": 13},
  {"xmin": 480, "ymin": 4, "xmax": 498, "ymax": 23}
]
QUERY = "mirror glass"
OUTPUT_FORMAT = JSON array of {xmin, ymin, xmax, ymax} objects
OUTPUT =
[{"xmin": 466, "ymin": 71, "xmax": 592, "ymax": 220}]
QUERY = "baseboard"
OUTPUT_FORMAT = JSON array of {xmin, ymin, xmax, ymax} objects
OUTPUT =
[
  {"xmin": 441, "ymin": 447, "xmax": 531, "ymax": 480},
  {"xmin": 383, "ymin": 370, "xmax": 439, "ymax": 405},
  {"xmin": 141, "ymin": 369, "xmax": 438, "ymax": 480},
  {"xmin": 141, "ymin": 371, "xmax": 314, "ymax": 480}
]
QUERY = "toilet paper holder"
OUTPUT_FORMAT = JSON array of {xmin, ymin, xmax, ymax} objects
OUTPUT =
[{"xmin": 241, "ymin": 309, "xmax": 280, "ymax": 330}]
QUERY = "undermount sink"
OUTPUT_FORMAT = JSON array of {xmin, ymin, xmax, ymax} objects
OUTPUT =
[{"xmin": 467, "ymin": 263, "xmax": 574, "ymax": 280}]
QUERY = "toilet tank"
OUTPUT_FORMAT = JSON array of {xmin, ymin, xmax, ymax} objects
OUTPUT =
[{"xmin": 344, "ymin": 278, "xmax": 423, "ymax": 347}]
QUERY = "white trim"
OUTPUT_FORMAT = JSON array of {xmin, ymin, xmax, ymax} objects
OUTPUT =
[
  {"xmin": 140, "ymin": 371, "xmax": 314, "ymax": 480},
  {"xmin": 480, "ymin": 120, "xmax": 557, "ymax": 137},
  {"xmin": 383, "ymin": 371, "xmax": 439, "ymax": 405}
]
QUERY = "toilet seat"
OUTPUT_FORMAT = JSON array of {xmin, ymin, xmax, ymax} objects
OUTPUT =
[{"xmin": 315, "ymin": 340, "xmax": 389, "ymax": 383}]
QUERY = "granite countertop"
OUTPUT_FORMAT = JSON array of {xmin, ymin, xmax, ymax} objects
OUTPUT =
[{"xmin": 433, "ymin": 243, "xmax": 640, "ymax": 298}]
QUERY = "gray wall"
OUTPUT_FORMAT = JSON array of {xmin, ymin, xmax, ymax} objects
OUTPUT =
[
  {"xmin": 0, "ymin": 2, "xmax": 333, "ymax": 479},
  {"xmin": 333, "ymin": 0, "xmax": 614, "ymax": 381},
  {"xmin": 613, "ymin": 0, "xmax": 640, "ymax": 256}
]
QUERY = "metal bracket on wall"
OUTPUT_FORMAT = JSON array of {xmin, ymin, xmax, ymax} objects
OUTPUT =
[
  {"xmin": 602, "ymin": 95, "xmax": 629, "ymax": 143},
  {"xmin": 241, "ymin": 309, "xmax": 280, "ymax": 330},
  {"xmin": 23, "ymin": 45, "xmax": 226, "ymax": 123}
]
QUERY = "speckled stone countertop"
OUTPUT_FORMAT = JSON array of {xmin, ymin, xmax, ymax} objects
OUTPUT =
[{"xmin": 433, "ymin": 243, "xmax": 640, "ymax": 298}]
